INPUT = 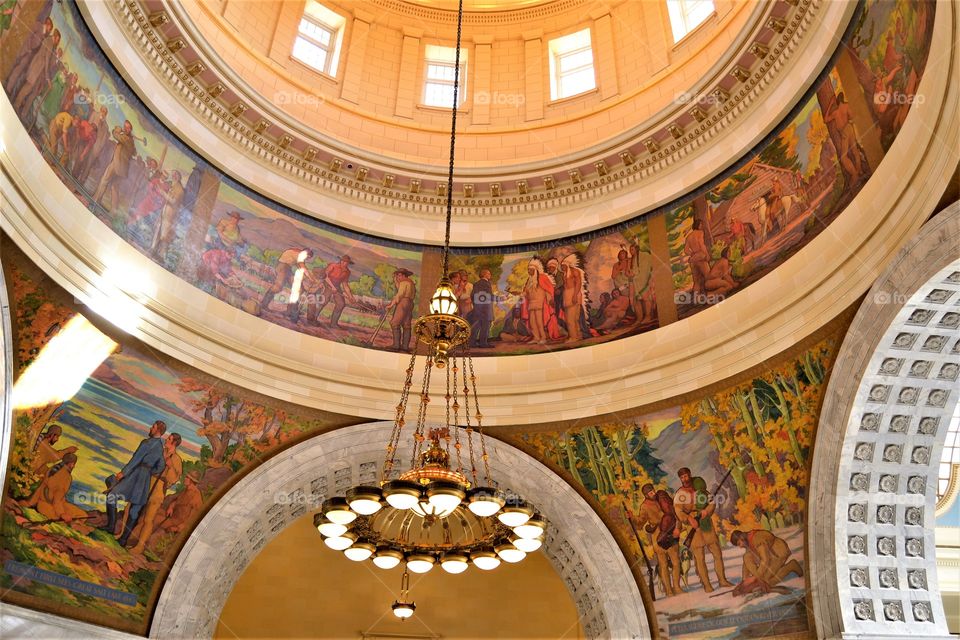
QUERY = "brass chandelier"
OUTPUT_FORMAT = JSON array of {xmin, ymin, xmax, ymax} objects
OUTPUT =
[{"xmin": 314, "ymin": 0, "xmax": 546, "ymax": 618}]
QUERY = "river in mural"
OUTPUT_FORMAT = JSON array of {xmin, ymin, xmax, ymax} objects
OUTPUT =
[
  {"xmin": 0, "ymin": 244, "xmax": 362, "ymax": 633},
  {"xmin": 513, "ymin": 335, "xmax": 838, "ymax": 639},
  {"xmin": 0, "ymin": 0, "xmax": 936, "ymax": 358}
]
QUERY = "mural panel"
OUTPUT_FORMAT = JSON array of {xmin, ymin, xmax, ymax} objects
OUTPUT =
[
  {"xmin": 0, "ymin": 244, "xmax": 362, "ymax": 633},
  {"xmin": 516, "ymin": 336, "xmax": 839, "ymax": 639},
  {"xmin": 0, "ymin": 0, "xmax": 937, "ymax": 357}
]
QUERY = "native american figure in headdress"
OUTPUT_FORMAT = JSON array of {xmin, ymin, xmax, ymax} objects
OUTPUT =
[
  {"xmin": 522, "ymin": 256, "xmax": 561, "ymax": 344},
  {"xmin": 560, "ymin": 252, "xmax": 591, "ymax": 343}
]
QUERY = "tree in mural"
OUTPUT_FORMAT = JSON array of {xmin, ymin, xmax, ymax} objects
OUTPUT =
[{"xmin": 680, "ymin": 340, "xmax": 832, "ymax": 530}]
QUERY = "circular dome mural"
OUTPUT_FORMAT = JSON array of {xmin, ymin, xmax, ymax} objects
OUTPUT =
[{"xmin": 0, "ymin": 0, "xmax": 937, "ymax": 357}]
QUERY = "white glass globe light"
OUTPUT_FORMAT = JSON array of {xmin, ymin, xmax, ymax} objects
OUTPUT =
[
  {"xmin": 372, "ymin": 548, "xmax": 403, "ymax": 570},
  {"xmin": 514, "ymin": 515, "xmax": 546, "ymax": 539},
  {"xmin": 344, "ymin": 542, "xmax": 375, "ymax": 562},
  {"xmin": 512, "ymin": 536, "xmax": 543, "ymax": 553},
  {"xmin": 497, "ymin": 503, "xmax": 533, "ymax": 528},
  {"xmin": 466, "ymin": 488, "xmax": 505, "ymax": 517},
  {"xmin": 315, "ymin": 517, "xmax": 347, "ymax": 538},
  {"xmin": 406, "ymin": 554, "xmax": 436, "ymax": 574},
  {"xmin": 323, "ymin": 532, "xmax": 356, "ymax": 551},
  {"xmin": 470, "ymin": 549, "xmax": 501, "ymax": 571},
  {"xmin": 495, "ymin": 543, "xmax": 526, "ymax": 564},
  {"xmin": 383, "ymin": 480, "xmax": 421, "ymax": 510},
  {"xmin": 346, "ymin": 486, "xmax": 383, "ymax": 516},
  {"xmin": 323, "ymin": 497, "xmax": 357, "ymax": 525},
  {"xmin": 392, "ymin": 601, "xmax": 416, "ymax": 619},
  {"xmin": 440, "ymin": 553, "xmax": 469, "ymax": 574}
]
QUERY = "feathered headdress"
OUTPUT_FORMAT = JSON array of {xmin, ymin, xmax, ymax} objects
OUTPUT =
[{"xmin": 527, "ymin": 256, "xmax": 545, "ymax": 274}]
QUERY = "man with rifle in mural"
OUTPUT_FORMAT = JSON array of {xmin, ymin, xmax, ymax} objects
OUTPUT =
[{"xmin": 674, "ymin": 467, "xmax": 733, "ymax": 593}]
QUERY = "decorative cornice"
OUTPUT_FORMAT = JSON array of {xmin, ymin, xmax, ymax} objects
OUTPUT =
[{"xmin": 91, "ymin": 0, "xmax": 843, "ymax": 237}]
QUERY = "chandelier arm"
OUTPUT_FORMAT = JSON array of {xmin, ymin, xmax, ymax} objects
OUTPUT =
[
  {"xmin": 441, "ymin": 0, "xmax": 465, "ymax": 277},
  {"xmin": 467, "ymin": 355, "xmax": 492, "ymax": 485}
]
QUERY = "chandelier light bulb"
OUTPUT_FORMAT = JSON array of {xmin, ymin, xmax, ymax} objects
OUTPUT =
[
  {"xmin": 392, "ymin": 601, "xmax": 416, "ymax": 619},
  {"xmin": 323, "ymin": 531, "xmax": 357, "ymax": 551},
  {"xmin": 406, "ymin": 554, "xmax": 436, "ymax": 574},
  {"xmin": 466, "ymin": 487, "xmax": 505, "ymax": 517},
  {"xmin": 383, "ymin": 480, "xmax": 422, "ymax": 510},
  {"xmin": 426, "ymin": 481, "xmax": 466, "ymax": 518},
  {"xmin": 495, "ymin": 542, "xmax": 526, "ymax": 564},
  {"xmin": 346, "ymin": 486, "xmax": 384, "ymax": 516},
  {"xmin": 440, "ymin": 553, "xmax": 469, "ymax": 574},
  {"xmin": 315, "ymin": 517, "xmax": 348, "ymax": 539},
  {"xmin": 372, "ymin": 548, "xmax": 404, "ymax": 570},
  {"xmin": 514, "ymin": 515, "xmax": 547, "ymax": 539},
  {"xmin": 470, "ymin": 549, "xmax": 501, "ymax": 571},
  {"xmin": 497, "ymin": 502, "xmax": 533, "ymax": 528},
  {"xmin": 428, "ymin": 279, "xmax": 459, "ymax": 315},
  {"xmin": 322, "ymin": 497, "xmax": 357, "ymax": 525},
  {"xmin": 344, "ymin": 541, "xmax": 376, "ymax": 562},
  {"xmin": 512, "ymin": 536, "xmax": 543, "ymax": 553}
]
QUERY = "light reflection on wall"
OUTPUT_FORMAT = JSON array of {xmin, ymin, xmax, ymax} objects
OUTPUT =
[{"xmin": 12, "ymin": 315, "xmax": 117, "ymax": 410}]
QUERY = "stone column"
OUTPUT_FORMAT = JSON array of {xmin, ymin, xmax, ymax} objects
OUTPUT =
[
  {"xmin": 522, "ymin": 29, "xmax": 544, "ymax": 122},
  {"xmin": 472, "ymin": 35, "xmax": 493, "ymax": 125},
  {"xmin": 590, "ymin": 8, "xmax": 619, "ymax": 101},
  {"xmin": 394, "ymin": 27, "xmax": 423, "ymax": 119},
  {"xmin": 339, "ymin": 9, "xmax": 374, "ymax": 104}
]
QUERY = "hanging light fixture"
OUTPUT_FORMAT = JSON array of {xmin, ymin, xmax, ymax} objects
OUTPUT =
[
  {"xmin": 391, "ymin": 570, "xmax": 416, "ymax": 620},
  {"xmin": 315, "ymin": 0, "xmax": 546, "ymax": 587}
]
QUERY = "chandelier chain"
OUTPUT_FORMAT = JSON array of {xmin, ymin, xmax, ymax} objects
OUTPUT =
[
  {"xmin": 451, "ymin": 358, "xmax": 464, "ymax": 475},
  {"xmin": 382, "ymin": 349, "xmax": 419, "ymax": 481},
  {"xmin": 468, "ymin": 356, "xmax": 492, "ymax": 484},
  {"xmin": 410, "ymin": 355, "xmax": 435, "ymax": 469},
  {"xmin": 461, "ymin": 355, "xmax": 479, "ymax": 485},
  {"xmin": 441, "ymin": 0, "xmax": 465, "ymax": 277}
]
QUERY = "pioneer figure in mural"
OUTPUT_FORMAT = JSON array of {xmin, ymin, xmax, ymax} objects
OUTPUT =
[
  {"xmin": 129, "ymin": 432, "xmax": 183, "ymax": 555},
  {"xmin": 150, "ymin": 169, "xmax": 184, "ymax": 259},
  {"xmin": 453, "ymin": 270, "xmax": 473, "ymax": 321},
  {"xmin": 102, "ymin": 420, "xmax": 167, "ymax": 547},
  {"xmin": 674, "ymin": 466, "xmax": 732, "ymax": 593},
  {"xmin": 469, "ymin": 269, "xmax": 495, "ymax": 348},
  {"xmin": 93, "ymin": 120, "xmax": 137, "ymax": 211},
  {"xmin": 730, "ymin": 529, "xmax": 804, "ymax": 596},
  {"xmin": 386, "ymin": 268, "xmax": 416, "ymax": 351},
  {"xmin": 259, "ymin": 248, "xmax": 317, "ymax": 322},
  {"xmin": 7, "ymin": 17, "xmax": 53, "ymax": 94},
  {"xmin": 638, "ymin": 483, "xmax": 683, "ymax": 597},
  {"xmin": 11, "ymin": 25, "xmax": 59, "ymax": 118},
  {"xmin": 311, "ymin": 254, "xmax": 356, "ymax": 329},
  {"xmin": 155, "ymin": 470, "xmax": 203, "ymax": 538}
]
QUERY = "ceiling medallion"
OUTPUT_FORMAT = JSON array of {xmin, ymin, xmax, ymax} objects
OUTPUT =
[{"xmin": 314, "ymin": 0, "xmax": 545, "ymax": 619}]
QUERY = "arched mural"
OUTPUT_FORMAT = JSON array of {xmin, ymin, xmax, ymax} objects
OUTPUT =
[
  {"xmin": 0, "ymin": 0, "xmax": 935, "ymax": 356},
  {"xmin": 0, "ymin": 241, "xmax": 365, "ymax": 633}
]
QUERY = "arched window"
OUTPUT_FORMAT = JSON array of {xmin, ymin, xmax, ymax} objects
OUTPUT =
[{"xmin": 666, "ymin": 0, "xmax": 715, "ymax": 42}]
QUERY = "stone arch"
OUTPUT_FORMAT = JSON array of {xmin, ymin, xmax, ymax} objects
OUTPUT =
[
  {"xmin": 808, "ymin": 202, "xmax": 960, "ymax": 638},
  {"xmin": 150, "ymin": 421, "xmax": 649, "ymax": 639}
]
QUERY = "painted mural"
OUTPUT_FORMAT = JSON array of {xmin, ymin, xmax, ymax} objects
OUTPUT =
[
  {"xmin": 515, "ymin": 336, "xmax": 838, "ymax": 638},
  {"xmin": 0, "ymin": 245, "xmax": 362, "ymax": 633},
  {"xmin": 0, "ymin": 0, "xmax": 937, "ymax": 357}
]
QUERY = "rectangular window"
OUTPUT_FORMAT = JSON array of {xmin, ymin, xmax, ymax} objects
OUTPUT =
[
  {"xmin": 666, "ymin": 0, "xmax": 715, "ymax": 43},
  {"xmin": 548, "ymin": 28, "xmax": 596, "ymax": 101},
  {"xmin": 292, "ymin": 1, "xmax": 345, "ymax": 76},
  {"xmin": 423, "ymin": 45, "xmax": 467, "ymax": 108}
]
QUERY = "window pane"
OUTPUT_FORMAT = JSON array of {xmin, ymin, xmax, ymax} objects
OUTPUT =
[
  {"xmin": 424, "ymin": 82, "xmax": 456, "ymax": 108},
  {"xmin": 427, "ymin": 63, "xmax": 456, "ymax": 82},
  {"xmin": 293, "ymin": 37, "xmax": 328, "ymax": 71},
  {"xmin": 558, "ymin": 67, "xmax": 596, "ymax": 98},
  {"xmin": 558, "ymin": 48, "xmax": 593, "ymax": 74}
]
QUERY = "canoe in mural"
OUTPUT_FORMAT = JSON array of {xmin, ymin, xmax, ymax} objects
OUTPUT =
[
  {"xmin": 0, "ymin": 244, "xmax": 362, "ymax": 633},
  {"xmin": 0, "ymin": 0, "xmax": 936, "ymax": 357},
  {"xmin": 515, "ymin": 336, "xmax": 838, "ymax": 639}
]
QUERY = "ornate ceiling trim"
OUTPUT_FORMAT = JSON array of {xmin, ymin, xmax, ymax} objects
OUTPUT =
[
  {"xmin": 150, "ymin": 423, "xmax": 648, "ymax": 638},
  {"xmin": 76, "ymin": 0, "xmax": 854, "ymax": 244},
  {"xmin": 807, "ymin": 203, "xmax": 960, "ymax": 639}
]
